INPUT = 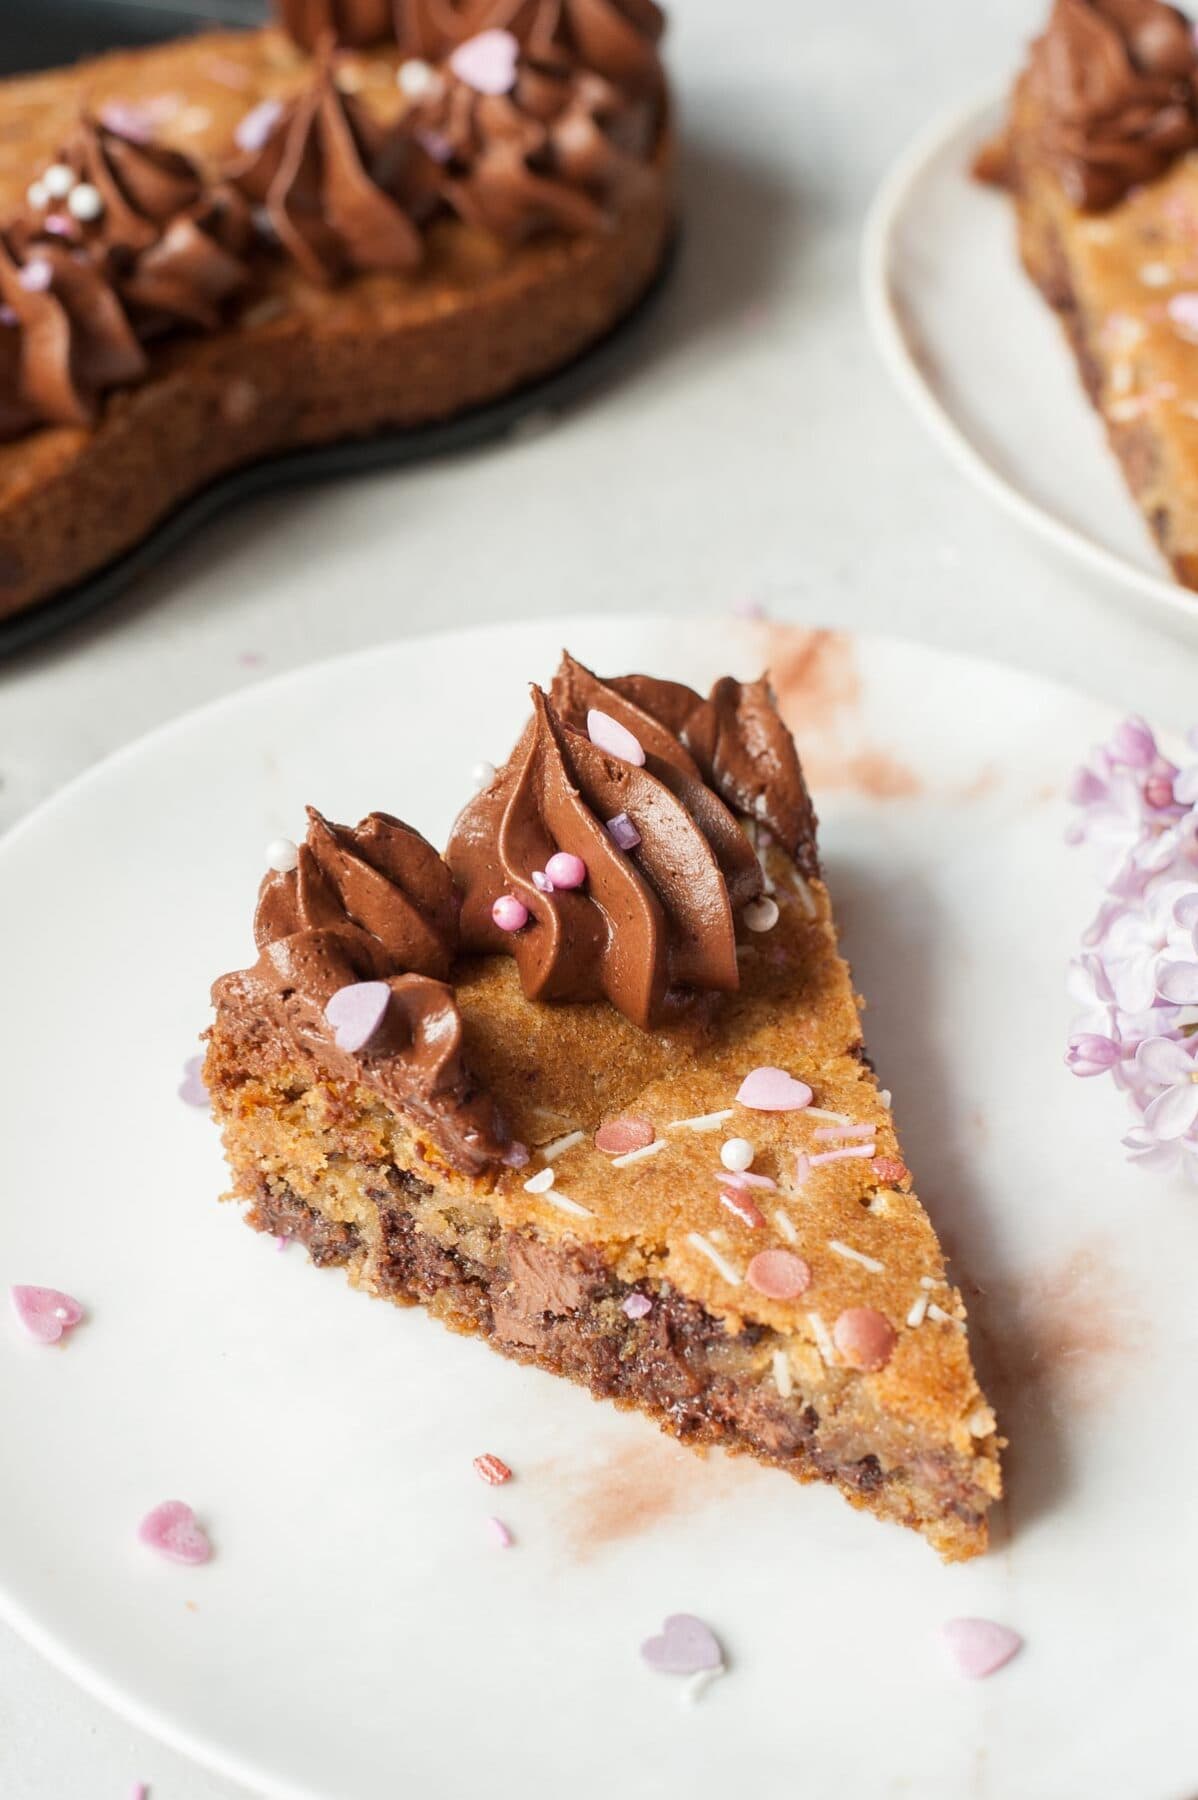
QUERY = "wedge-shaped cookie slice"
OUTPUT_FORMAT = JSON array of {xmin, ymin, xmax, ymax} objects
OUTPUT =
[{"xmin": 206, "ymin": 656, "xmax": 1001, "ymax": 1559}]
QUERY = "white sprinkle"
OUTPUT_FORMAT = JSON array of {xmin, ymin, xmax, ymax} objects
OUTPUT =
[
  {"xmin": 927, "ymin": 1302, "xmax": 960, "ymax": 1326},
  {"xmin": 827, "ymin": 1238, "xmax": 885, "ymax": 1274},
  {"xmin": 686, "ymin": 1231, "xmax": 742, "ymax": 1285},
  {"xmin": 791, "ymin": 873, "xmax": 818, "ymax": 919},
  {"xmin": 967, "ymin": 1406, "xmax": 994, "ymax": 1437},
  {"xmin": 681, "ymin": 1666, "xmax": 725, "ymax": 1707},
  {"xmin": 772, "ymin": 1348, "xmax": 793, "ymax": 1398},
  {"xmin": 773, "ymin": 1208, "xmax": 798, "ymax": 1244},
  {"xmin": 879, "ymin": 1089, "xmax": 892, "ymax": 1108},
  {"xmin": 1139, "ymin": 260, "xmax": 1173, "ymax": 287},
  {"xmin": 1110, "ymin": 360, "xmax": 1134, "ymax": 397},
  {"xmin": 67, "ymin": 182, "xmax": 103, "ymax": 222},
  {"xmin": 540, "ymin": 1130, "xmax": 584, "ymax": 1161},
  {"xmin": 719, "ymin": 1136, "xmax": 755, "ymax": 1173},
  {"xmin": 804, "ymin": 1107, "xmax": 851, "ymax": 1124},
  {"xmin": 471, "ymin": 759, "xmax": 496, "ymax": 790},
  {"xmin": 543, "ymin": 1190, "xmax": 593, "ymax": 1218},
  {"xmin": 808, "ymin": 1143, "xmax": 876, "ymax": 1167},
  {"xmin": 744, "ymin": 895, "xmax": 779, "ymax": 932},
  {"xmin": 920, "ymin": 1275, "xmax": 936, "ymax": 1289},
  {"xmin": 523, "ymin": 1167, "xmax": 555, "ymax": 1193},
  {"xmin": 397, "ymin": 56, "xmax": 442, "ymax": 97},
  {"xmin": 43, "ymin": 163, "xmax": 75, "ymax": 200},
  {"xmin": 25, "ymin": 180, "xmax": 48, "ymax": 210},
  {"xmin": 265, "ymin": 836, "xmax": 298, "ymax": 873},
  {"xmin": 906, "ymin": 1293, "xmax": 929, "ymax": 1328},
  {"xmin": 612, "ymin": 1139, "xmax": 668, "ymax": 1168},
  {"xmin": 793, "ymin": 1150, "xmax": 811, "ymax": 1188},
  {"xmin": 806, "ymin": 1310, "xmax": 836, "ymax": 1363},
  {"xmin": 667, "ymin": 1108, "xmax": 735, "ymax": 1133},
  {"xmin": 177, "ymin": 104, "xmax": 214, "ymax": 134}
]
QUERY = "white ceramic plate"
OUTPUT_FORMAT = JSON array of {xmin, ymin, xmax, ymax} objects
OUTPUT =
[
  {"xmin": 862, "ymin": 94, "xmax": 1198, "ymax": 630},
  {"xmin": 2, "ymin": 617, "xmax": 1196, "ymax": 1800}
]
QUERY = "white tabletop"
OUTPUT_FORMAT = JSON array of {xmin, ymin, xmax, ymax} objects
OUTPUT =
[{"xmin": 2, "ymin": 0, "xmax": 1193, "ymax": 1794}]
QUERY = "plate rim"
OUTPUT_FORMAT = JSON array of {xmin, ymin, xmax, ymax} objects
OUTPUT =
[
  {"xmin": 860, "ymin": 88, "xmax": 1198, "ymax": 628},
  {"xmin": 0, "ymin": 613, "xmax": 1135, "ymax": 1800}
]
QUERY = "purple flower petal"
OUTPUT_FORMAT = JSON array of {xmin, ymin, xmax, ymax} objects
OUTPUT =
[
  {"xmin": 1109, "ymin": 717, "xmax": 1157, "ymax": 769},
  {"xmin": 1134, "ymin": 1035, "xmax": 1193, "ymax": 1086},
  {"xmin": 1144, "ymin": 1080, "xmax": 1198, "ymax": 1141},
  {"xmin": 1157, "ymin": 960, "xmax": 1198, "ymax": 1005},
  {"xmin": 1065, "ymin": 1033, "xmax": 1121, "ymax": 1078}
]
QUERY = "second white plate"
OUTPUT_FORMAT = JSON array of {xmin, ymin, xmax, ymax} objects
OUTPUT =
[{"xmin": 862, "ymin": 93, "xmax": 1198, "ymax": 629}]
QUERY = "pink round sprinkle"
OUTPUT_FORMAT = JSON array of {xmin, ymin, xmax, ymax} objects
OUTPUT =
[
  {"xmin": 325, "ymin": 980, "xmax": 391, "ymax": 1053},
  {"xmin": 720, "ymin": 1189, "xmax": 766, "ymax": 1229},
  {"xmin": 622, "ymin": 1292, "xmax": 653, "ymax": 1319},
  {"xmin": 10, "ymin": 1285, "xmax": 84, "ymax": 1345},
  {"xmin": 587, "ymin": 708, "xmax": 646, "ymax": 766},
  {"xmin": 473, "ymin": 1452, "xmax": 511, "ymax": 1486},
  {"xmin": 606, "ymin": 812, "xmax": 641, "ymax": 850},
  {"xmin": 492, "ymin": 894, "xmax": 529, "ymax": 932},
  {"xmin": 545, "ymin": 851, "xmax": 586, "ymax": 889},
  {"xmin": 138, "ymin": 1500, "xmax": 213, "ymax": 1566},
  {"xmin": 833, "ymin": 1306, "xmax": 896, "ymax": 1371},
  {"xmin": 941, "ymin": 1618, "xmax": 1023, "ymax": 1679},
  {"xmin": 449, "ymin": 27, "xmax": 519, "ymax": 94},
  {"xmin": 736, "ymin": 1066, "xmax": 813, "ymax": 1111},
  {"xmin": 746, "ymin": 1249, "xmax": 811, "ymax": 1299},
  {"xmin": 487, "ymin": 1515, "xmax": 514, "ymax": 1548},
  {"xmin": 17, "ymin": 258, "xmax": 52, "ymax": 292},
  {"xmin": 595, "ymin": 1115, "xmax": 656, "ymax": 1154}
]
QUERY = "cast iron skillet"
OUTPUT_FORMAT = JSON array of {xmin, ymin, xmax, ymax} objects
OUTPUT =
[{"xmin": 0, "ymin": 0, "xmax": 676, "ymax": 657}]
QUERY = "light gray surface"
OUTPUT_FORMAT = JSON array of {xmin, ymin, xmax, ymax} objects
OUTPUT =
[{"xmin": 1, "ymin": 1, "xmax": 1194, "ymax": 1796}]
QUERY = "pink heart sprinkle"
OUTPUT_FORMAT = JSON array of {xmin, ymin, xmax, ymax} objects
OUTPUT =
[
  {"xmin": 449, "ymin": 28, "xmax": 519, "ymax": 95},
  {"xmin": 138, "ymin": 1500, "xmax": 213, "ymax": 1566},
  {"xmin": 941, "ymin": 1618, "xmax": 1023, "ymax": 1679},
  {"xmin": 595, "ymin": 1115, "xmax": 656, "ymax": 1154},
  {"xmin": 641, "ymin": 1613, "xmax": 723, "ymax": 1676},
  {"xmin": 736, "ymin": 1066, "xmax": 813, "ymax": 1111},
  {"xmin": 325, "ymin": 980, "xmax": 391, "ymax": 1053},
  {"xmin": 545, "ymin": 851, "xmax": 586, "ymax": 889},
  {"xmin": 10, "ymin": 1285, "xmax": 84, "ymax": 1345},
  {"xmin": 587, "ymin": 708, "xmax": 645, "ymax": 766},
  {"xmin": 833, "ymin": 1306, "xmax": 896, "ymax": 1371},
  {"xmin": 746, "ymin": 1249, "xmax": 811, "ymax": 1299},
  {"xmin": 178, "ymin": 1054, "xmax": 209, "ymax": 1107}
]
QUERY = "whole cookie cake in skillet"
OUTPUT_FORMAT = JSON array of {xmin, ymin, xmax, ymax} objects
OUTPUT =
[
  {"xmin": 204, "ymin": 652, "xmax": 1002, "ymax": 1561},
  {"xmin": 0, "ymin": 0, "xmax": 672, "ymax": 624},
  {"xmin": 981, "ymin": 0, "xmax": 1198, "ymax": 587}
]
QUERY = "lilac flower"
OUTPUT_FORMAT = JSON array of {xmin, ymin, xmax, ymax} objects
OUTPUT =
[{"xmin": 1067, "ymin": 715, "xmax": 1198, "ymax": 1185}]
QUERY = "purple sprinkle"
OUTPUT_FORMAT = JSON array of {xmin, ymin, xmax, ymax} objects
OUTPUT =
[
  {"xmin": 486, "ymin": 1516, "xmax": 513, "ymax": 1548},
  {"xmin": 325, "ymin": 980, "xmax": 391, "ymax": 1053},
  {"xmin": 606, "ymin": 813, "xmax": 641, "ymax": 851},
  {"xmin": 731, "ymin": 596, "xmax": 766, "ymax": 620},
  {"xmin": 178, "ymin": 1055, "xmax": 210, "ymax": 1108},
  {"xmin": 17, "ymin": 259, "xmax": 52, "ymax": 293},
  {"xmin": 42, "ymin": 215, "xmax": 75, "ymax": 239},
  {"xmin": 99, "ymin": 102, "xmax": 154, "ymax": 142},
  {"xmin": 532, "ymin": 869, "xmax": 554, "ymax": 893},
  {"xmin": 0, "ymin": 304, "xmax": 16, "ymax": 327},
  {"xmin": 622, "ymin": 1292, "xmax": 652, "ymax": 1320},
  {"xmin": 415, "ymin": 128, "xmax": 454, "ymax": 164},
  {"xmin": 275, "ymin": 1235, "xmax": 291, "ymax": 1253},
  {"xmin": 502, "ymin": 1140, "xmax": 530, "ymax": 1168},
  {"xmin": 234, "ymin": 98, "xmax": 284, "ymax": 153}
]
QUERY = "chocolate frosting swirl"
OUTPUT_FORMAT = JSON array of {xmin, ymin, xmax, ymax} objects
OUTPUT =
[
  {"xmin": 0, "ymin": 235, "xmax": 146, "ymax": 428},
  {"xmin": 480, "ymin": 0, "xmax": 665, "ymax": 95},
  {"xmin": 409, "ymin": 49, "xmax": 650, "ymax": 242},
  {"xmin": 215, "ymin": 807, "xmax": 509, "ymax": 1174},
  {"xmin": 446, "ymin": 686, "xmax": 763, "ymax": 1028},
  {"xmin": 232, "ymin": 53, "xmax": 428, "ymax": 283},
  {"xmin": 276, "ymin": 0, "xmax": 398, "ymax": 51},
  {"xmin": 550, "ymin": 653, "xmax": 819, "ymax": 877},
  {"xmin": 1029, "ymin": 0, "xmax": 1198, "ymax": 208}
]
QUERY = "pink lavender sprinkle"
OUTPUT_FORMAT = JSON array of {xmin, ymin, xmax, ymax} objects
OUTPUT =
[
  {"xmin": 0, "ymin": 303, "xmax": 16, "ymax": 326},
  {"xmin": 10, "ymin": 1285, "xmax": 84, "ymax": 1345},
  {"xmin": 812, "ymin": 1123, "xmax": 874, "ymax": 1141},
  {"xmin": 138, "ymin": 1500, "xmax": 213, "ymax": 1566},
  {"xmin": 325, "ymin": 980, "xmax": 391, "ymax": 1052},
  {"xmin": 234, "ymin": 97, "xmax": 283, "ymax": 152},
  {"xmin": 1168, "ymin": 290, "xmax": 1198, "ymax": 335},
  {"xmin": 606, "ymin": 812, "xmax": 641, "ymax": 850},
  {"xmin": 42, "ymin": 215, "xmax": 76, "ymax": 239},
  {"xmin": 129, "ymin": 1785, "xmax": 150, "ymax": 1800},
  {"xmin": 238, "ymin": 649, "xmax": 265, "ymax": 668},
  {"xmin": 545, "ymin": 851, "xmax": 586, "ymax": 889},
  {"xmin": 716, "ymin": 1169, "xmax": 777, "ymax": 1191},
  {"xmin": 720, "ymin": 1189, "xmax": 766, "ymax": 1229},
  {"xmin": 275, "ymin": 1235, "xmax": 290, "ymax": 1253},
  {"xmin": 941, "ymin": 1618, "xmax": 1023, "ymax": 1680},
  {"xmin": 532, "ymin": 869, "xmax": 554, "ymax": 892},
  {"xmin": 17, "ymin": 259, "xmax": 52, "ymax": 292},
  {"xmin": 622, "ymin": 1292, "xmax": 653, "ymax": 1319},
  {"xmin": 794, "ymin": 1150, "xmax": 811, "ymax": 1186},
  {"xmin": 808, "ymin": 1143, "xmax": 876, "ymax": 1167},
  {"xmin": 178, "ymin": 1055, "xmax": 209, "ymax": 1107},
  {"xmin": 99, "ymin": 101, "xmax": 154, "ymax": 141},
  {"xmin": 731, "ymin": 596, "xmax": 766, "ymax": 620},
  {"xmin": 736, "ymin": 1066, "xmax": 813, "ymax": 1111},
  {"xmin": 492, "ymin": 894, "xmax": 529, "ymax": 932},
  {"xmin": 502, "ymin": 1140, "xmax": 530, "ymax": 1168},
  {"xmin": 487, "ymin": 1516, "xmax": 513, "ymax": 1548},
  {"xmin": 587, "ymin": 708, "xmax": 645, "ymax": 766}
]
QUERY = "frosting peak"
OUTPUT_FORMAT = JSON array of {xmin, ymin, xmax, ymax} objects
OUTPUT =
[
  {"xmin": 550, "ymin": 653, "xmax": 819, "ymax": 877},
  {"xmin": 446, "ymin": 684, "xmax": 763, "ymax": 1028},
  {"xmin": 1030, "ymin": 0, "xmax": 1198, "ymax": 208},
  {"xmin": 232, "ymin": 53, "xmax": 428, "ymax": 283},
  {"xmin": 218, "ymin": 808, "xmax": 508, "ymax": 1174}
]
